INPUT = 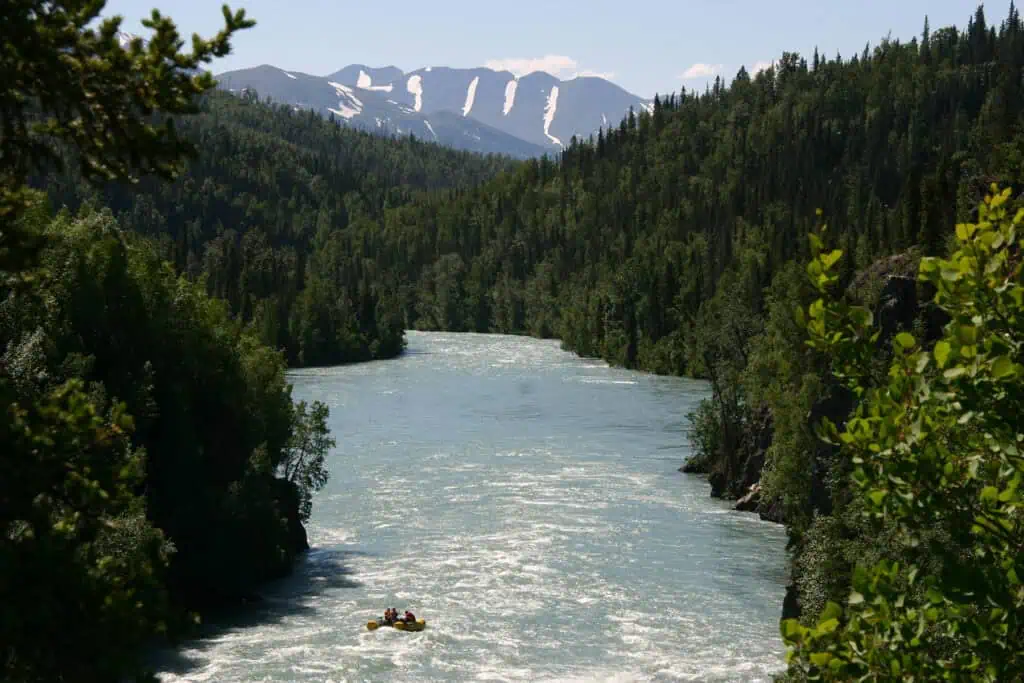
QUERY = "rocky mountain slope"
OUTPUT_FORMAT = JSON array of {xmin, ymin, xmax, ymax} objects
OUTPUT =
[{"xmin": 215, "ymin": 62, "xmax": 652, "ymax": 157}]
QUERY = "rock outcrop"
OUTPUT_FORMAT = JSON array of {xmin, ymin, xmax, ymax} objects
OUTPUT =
[{"xmin": 734, "ymin": 483, "xmax": 761, "ymax": 512}]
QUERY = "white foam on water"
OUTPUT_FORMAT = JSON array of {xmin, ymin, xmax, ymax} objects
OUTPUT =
[
  {"xmin": 578, "ymin": 377, "xmax": 639, "ymax": 385},
  {"xmin": 157, "ymin": 332, "xmax": 787, "ymax": 682}
]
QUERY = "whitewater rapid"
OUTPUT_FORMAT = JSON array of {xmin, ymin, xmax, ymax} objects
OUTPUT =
[{"xmin": 155, "ymin": 332, "xmax": 788, "ymax": 682}]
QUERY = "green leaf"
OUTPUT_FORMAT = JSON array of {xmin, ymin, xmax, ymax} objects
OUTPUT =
[
  {"xmin": 934, "ymin": 341, "xmax": 951, "ymax": 368},
  {"xmin": 817, "ymin": 618, "xmax": 840, "ymax": 634},
  {"xmin": 867, "ymin": 489, "xmax": 888, "ymax": 506},
  {"xmin": 820, "ymin": 249, "xmax": 843, "ymax": 270},
  {"xmin": 944, "ymin": 366, "xmax": 966, "ymax": 380},
  {"xmin": 821, "ymin": 601, "xmax": 843, "ymax": 622},
  {"xmin": 915, "ymin": 353, "xmax": 930, "ymax": 373},
  {"xmin": 956, "ymin": 222, "xmax": 977, "ymax": 241},
  {"xmin": 808, "ymin": 232, "xmax": 824, "ymax": 254},
  {"xmin": 781, "ymin": 618, "xmax": 804, "ymax": 640},
  {"xmin": 991, "ymin": 355, "xmax": 1015, "ymax": 379},
  {"xmin": 810, "ymin": 652, "xmax": 833, "ymax": 667},
  {"xmin": 957, "ymin": 325, "xmax": 977, "ymax": 344},
  {"xmin": 848, "ymin": 592, "xmax": 865, "ymax": 605},
  {"xmin": 895, "ymin": 332, "xmax": 915, "ymax": 349},
  {"xmin": 809, "ymin": 298, "xmax": 825, "ymax": 320},
  {"xmin": 941, "ymin": 267, "xmax": 962, "ymax": 282}
]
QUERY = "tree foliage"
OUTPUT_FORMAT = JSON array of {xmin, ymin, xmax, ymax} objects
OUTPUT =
[
  {"xmin": 291, "ymin": 4, "xmax": 1024, "ymax": 382},
  {"xmin": 783, "ymin": 187, "xmax": 1024, "ymax": 680},
  {"xmin": 283, "ymin": 400, "xmax": 334, "ymax": 522},
  {"xmin": 1, "ymin": 0, "xmax": 253, "ymax": 280},
  {"xmin": 38, "ymin": 91, "xmax": 518, "ymax": 366},
  {"xmin": 0, "ymin": 3, "xmax": 340, "ymax": 681}
]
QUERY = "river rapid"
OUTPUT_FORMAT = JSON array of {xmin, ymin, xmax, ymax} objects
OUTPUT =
[{"xmin": 156, "ymin": 331, "xmax": 788, "ymax": 682}]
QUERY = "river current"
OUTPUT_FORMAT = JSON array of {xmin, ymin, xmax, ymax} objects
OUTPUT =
[{"xmin": 156, "ymin": 331, "xmax": 788, "ymax": 682}]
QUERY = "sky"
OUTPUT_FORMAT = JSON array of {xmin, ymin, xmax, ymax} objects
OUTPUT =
[{"xmin": 102, "ymin": 0, "xmax": 986, "ymax": 98}]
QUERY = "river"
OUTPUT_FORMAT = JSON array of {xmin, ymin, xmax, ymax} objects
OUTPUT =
[{"xmin": 156, "ymin": 331, "xmax": 789, "ymax": 682}]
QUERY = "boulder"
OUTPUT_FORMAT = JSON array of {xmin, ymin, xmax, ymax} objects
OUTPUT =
[
  {"xmin": 734, "ymin": 483, "xmax": 761, "ymax": 512},
  {"xmin": 782, "ymin": 581, "xmax": 801, "ymax": 621},
  {"xmin": 679, "ymin": 458, "xmax": 708, "ymax": 474}
]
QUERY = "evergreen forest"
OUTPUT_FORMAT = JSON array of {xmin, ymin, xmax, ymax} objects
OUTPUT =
[{"xmin": 4, "ymin": 0, "xmax": 1024, "ymax": 680}]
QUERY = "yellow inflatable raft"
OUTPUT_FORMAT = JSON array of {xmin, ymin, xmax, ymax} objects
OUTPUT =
[{"xmin": 366, "ymin": 618, "xmax": 426, "ymax": 632}]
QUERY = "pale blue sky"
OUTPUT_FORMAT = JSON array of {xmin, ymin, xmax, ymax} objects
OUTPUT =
[{"xmin": 103, "ymin": 0, "xmax": 985, "ymax": 97}]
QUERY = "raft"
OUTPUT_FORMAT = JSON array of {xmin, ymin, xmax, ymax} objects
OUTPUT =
[{"xmin": 367, "ymin": 618, "xmax": 426, "ymax": 632}]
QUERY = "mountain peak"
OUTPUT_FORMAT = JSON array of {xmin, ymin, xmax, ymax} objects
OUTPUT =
[{"xmin": 216, "ymin": 61, "xmax": 651, "ymax": 157}]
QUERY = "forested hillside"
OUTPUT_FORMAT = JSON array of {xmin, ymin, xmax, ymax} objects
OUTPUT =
[
  {"xmin": 37, "ymin": 90, "xmax": 518, "ymax": 367},
  {"xmin": 347, "ymin": 6, "xmax": 1021, "ymax": 368},
  {"xmin": 2, "ymin": 5, "xmax": 334, "ymax": 681},
  {"xmin": 270, "ymin": 4, "xmax": 1020, "ymax": 676}
]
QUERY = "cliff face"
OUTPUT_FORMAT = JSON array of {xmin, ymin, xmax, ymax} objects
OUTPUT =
[
  {"xmin": 682, "ymin": 251, "xmax": 950, "ymax": 621},
  {"xmin": 686, "ymin": 253, "xmax": 946, "ymax": 508}
]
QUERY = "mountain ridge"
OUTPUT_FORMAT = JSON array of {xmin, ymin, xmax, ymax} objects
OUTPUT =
[{"xmin": 214, "ymin": 62, "xmax": 652, "ymax": 157}]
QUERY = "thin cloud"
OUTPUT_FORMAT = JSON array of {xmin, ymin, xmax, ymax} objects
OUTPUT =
[
  {"xmin": 485, "ymin": 55, "xmax": 578, "ymax": 78},
  {"xmin": 750, "ymin": 60, "xmax": 777, "ymax": 76},
  {"xmin": 575, "ymin": 69, "xmax": 616, "ymax": 80},
  {"xmin": 680, "ymin": 63, "xmax": 722, "ymax": 79}
]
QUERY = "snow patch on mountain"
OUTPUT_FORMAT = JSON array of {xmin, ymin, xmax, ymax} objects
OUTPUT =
[
  {"xmin": 328, "ymin": 104, "xmax": 360, "ymax": 119},
  {"xmin": 357, "ymin": 69, "xmax": 393, "ymax": 92},
  {"xmin": 503, "ymin": 79, "xmax": 518, "ymax": 115},
  {"xmin": 462, "ymin": 76, "xmax": 480, "ymax": 117},
  {"xmin": 328, "ymin": 81, "xmax": 352, "ymax": 95},
  {"xmin": 543, "ymin": 86, "xmax": 562, "ymax": 147},
  {"xmin": 326, "ymin": 81, "xmax": 363, "ymax": 119},
  {"xmin": 283, "ymin": 71, "xmax": 297, "ymax": 80},
  {"xmin": 423, "ymin": 119, "xmax": 438, "ymax": 140},
  {"xmin": 407, "ymin": 75, "xmax": 424, "ymax": 112},
  {"xmin": 602, "ymin": 113, "xmax": 608, "ymax": 127}
]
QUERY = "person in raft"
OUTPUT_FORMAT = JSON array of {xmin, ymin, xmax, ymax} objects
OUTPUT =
[
  {"xmin": 402, "ymin": 610, "xmax": 416, "ymax": 623},
  {"xmin": 383, "ymin": 608, "xmax": 396, "ymax": 625}
]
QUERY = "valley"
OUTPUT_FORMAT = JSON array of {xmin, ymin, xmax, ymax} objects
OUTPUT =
[{"xmin": 4, "ymin": 2, "xmax": 1024, "ymax": 682}]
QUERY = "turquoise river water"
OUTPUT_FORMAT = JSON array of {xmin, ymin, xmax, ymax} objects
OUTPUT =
[{"xmin": 156, "ymin": 331, "xmax": 789, "ymax": 682}]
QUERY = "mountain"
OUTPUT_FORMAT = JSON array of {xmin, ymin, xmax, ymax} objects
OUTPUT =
[
  {"xmin": 214, "ymin": 65, "xmax": 548, "ymax": 158},
  {"xmin": 214, "ymin": 63, "xmax": 652, "ymax": 157}
]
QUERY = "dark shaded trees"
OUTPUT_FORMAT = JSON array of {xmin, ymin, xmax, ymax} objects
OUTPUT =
[{"xmin": 1, "ymin": 3, "xmax": 337, "ymax": 681}]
